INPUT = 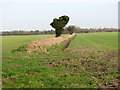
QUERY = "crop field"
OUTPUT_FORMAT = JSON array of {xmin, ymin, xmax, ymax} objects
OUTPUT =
[
  {"xmin": 2, "ymin": 32, "xmax": 119, "ymax": 88},
  {"xmin": 2, "ymin": 35, "xmax": 54, "ymax": 54}
]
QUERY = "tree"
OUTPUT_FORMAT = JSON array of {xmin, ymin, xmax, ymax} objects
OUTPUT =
[
  {"xmin": 66, "ymin": 25, "xmax": 75, "ymax": 35},
  {"xmin": 50, "ymin": 15, "xmax": 69, "ymax": 37}
]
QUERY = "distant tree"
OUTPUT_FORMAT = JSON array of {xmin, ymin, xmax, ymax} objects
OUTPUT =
[
  {"xmin": 35, "ymin": 30, "xmax": 39, "ymax": 35},
  {"xmin": 50, "ymin": 15, "xmax": 69, "ymax": 37},
  {"xmin": 66, "ymin": 25, "xmax": 75, "ymax": 35}
]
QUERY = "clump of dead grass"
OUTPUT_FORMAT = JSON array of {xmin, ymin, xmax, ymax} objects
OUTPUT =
[{"xmin": 26, "ymin": 33, "xmax": 75, "ymax": 53}]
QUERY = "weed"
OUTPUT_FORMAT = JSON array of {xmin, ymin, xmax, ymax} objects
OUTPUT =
[{"xmin": 12, "ymin": 45, "xmax": 28, "ymax": 53}]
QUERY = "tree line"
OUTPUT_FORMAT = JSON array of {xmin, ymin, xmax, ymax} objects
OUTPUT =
[
  {"xmin": 1, "ymin": 26, "xmax": 118, "ymax": 36},
  {"xmin": 64, "ymin": 26, "xmax": 118, "ymax": 34}
]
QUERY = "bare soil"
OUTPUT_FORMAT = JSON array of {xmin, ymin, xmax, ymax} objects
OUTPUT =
[
  {"xmin": 2, "ymin": 59, "xmax": 10, "ymax": 61},
  {"xmin": 3, "ymin": 78, "xmax": 16, "ymax": 82},
  {"xmin": 26, "ymin": 72, "xmax": 39, "ymax": 76}
]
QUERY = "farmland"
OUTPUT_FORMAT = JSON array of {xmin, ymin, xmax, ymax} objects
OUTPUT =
[
  {"xmin": 2, "ymin": 32, "xmax": 119, "ymax": 88},
  {"xmin": 2, "ymin": 35, "xmax": 54, "ymax": 54}
]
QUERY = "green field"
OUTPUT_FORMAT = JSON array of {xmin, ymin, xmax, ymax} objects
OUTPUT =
[
  {"xmin": 2, "ymin": 32, "xmax": 119, "ymax": 88},
  {"xmin": 2, "ymin": 35, "xmax": 54, "ymax": 54}
]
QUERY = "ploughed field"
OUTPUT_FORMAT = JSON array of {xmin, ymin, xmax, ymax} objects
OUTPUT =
[{"xmin": 2, "ymin": 32, "xmax": 119, "ymax": 88}]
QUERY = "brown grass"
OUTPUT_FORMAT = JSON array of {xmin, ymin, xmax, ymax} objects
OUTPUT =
[{"xmin": 27, "ymin": 33, "xmax": 76, "ymax": 53}]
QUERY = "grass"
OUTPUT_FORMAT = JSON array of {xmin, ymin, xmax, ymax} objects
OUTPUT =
[
  {"xmin": 2, "ymin": 35, "xmax": 54, "ymax": 54},
  {"xmin": 69, "ymin": 32, "xmax": 118, "ymax": 50},
  {"xmin": 68, "ymin": 32, "xmax": 119, "ymax": 88},
  {"xmin": 2, "ymin": 32, "xmax": 119, "ymax": 88}
]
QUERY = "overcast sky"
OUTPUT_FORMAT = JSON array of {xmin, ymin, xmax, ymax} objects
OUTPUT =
[{"xmin": 0, "ymin": 0, "xmax": 119, "ymax": 31}]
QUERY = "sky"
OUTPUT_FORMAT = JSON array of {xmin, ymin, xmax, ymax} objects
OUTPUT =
[{"xmin": 0, "ymin": 0, "xmax": 119, "ymax": 31}]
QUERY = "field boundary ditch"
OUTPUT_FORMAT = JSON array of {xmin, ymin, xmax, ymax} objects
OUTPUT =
[{"xmin": 61, "ymin": 34, "xmax": 77, "ymax": 51}]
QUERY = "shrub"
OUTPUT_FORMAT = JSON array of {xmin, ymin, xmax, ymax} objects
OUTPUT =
[{"xmin": 66, "ymin": 25, "xmax": 75, "ymax": 35}]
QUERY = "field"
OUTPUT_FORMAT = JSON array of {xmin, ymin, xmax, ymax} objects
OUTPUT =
[
  {"xmin": 2, "ymin": 32, "xmax": 119, "ymax": 88},
  {"xmin": 2, "ymin": 35, "xmax": 54, "ymax": 54}
]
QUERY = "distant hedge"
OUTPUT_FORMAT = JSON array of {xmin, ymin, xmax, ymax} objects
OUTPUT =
[{"xmin": 1, "ymin": 26, "xmax": 118, "ymax": 36}]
